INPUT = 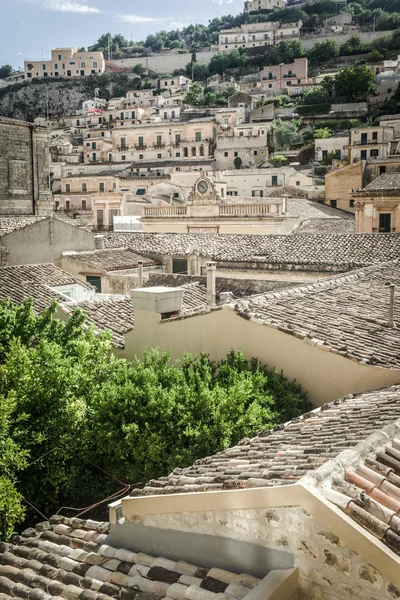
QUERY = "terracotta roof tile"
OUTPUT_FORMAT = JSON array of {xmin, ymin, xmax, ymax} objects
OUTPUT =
[
  {"xmin": 68, "ymin": 249, "xmax": 160, "ymax": 273},
  {"xmin": 0, "ymin": 517, "xmax": 269, "ymax": 600},
  {"xmin": 0, "ymin": 216, "xmax": 47, "ymax": 237}
]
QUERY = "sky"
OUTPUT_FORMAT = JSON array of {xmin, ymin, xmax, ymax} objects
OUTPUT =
[{"xmin": 1, "ymin": 0, "xmax": 243, "ymax": 70}]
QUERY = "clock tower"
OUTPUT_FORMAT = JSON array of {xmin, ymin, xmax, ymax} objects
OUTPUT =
[{"xmin": 188, "ymin": 176, "xmax": 220, "ymax": 205}]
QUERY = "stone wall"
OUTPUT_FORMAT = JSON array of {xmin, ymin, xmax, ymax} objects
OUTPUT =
[
  {"xmin": 123, "ymin": 507, "xmax": 400, "ymax": 600},
  {"xmin": 301, "ymin": 30, "xmax": 396, "ymax": 50},
  {"xmin": 111, "ymin": 51, "xmax": 218, "ymax": 75},
  {"xmin": 146, "ymin": 273, "xmax": 301, "ymax": 297}
]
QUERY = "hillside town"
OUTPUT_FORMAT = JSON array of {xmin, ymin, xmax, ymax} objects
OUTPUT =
[{"xmin": 2, "ymin": 0, "xmax": 400, "ymax": 598}]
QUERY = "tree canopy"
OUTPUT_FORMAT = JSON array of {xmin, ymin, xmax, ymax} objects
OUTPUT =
[
  {"xmin": 0, "ymin": 65, "xmax": 12, "ymax": 79},
  {"xmin": 0, "ymin": 299, "xmax": 310, "ymax": 540}
]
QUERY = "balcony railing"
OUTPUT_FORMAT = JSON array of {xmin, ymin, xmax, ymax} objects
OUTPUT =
[
  {"xmin": 135, "ymin": 145, "xmax": 147, "ymax": 150},
  {"xmin": 219, "ymin": 204, "xmax": 274, "ymax": 216},
  {"xmin": 144, "ymin": 206, "xmax": 188, "ymax": 217}
]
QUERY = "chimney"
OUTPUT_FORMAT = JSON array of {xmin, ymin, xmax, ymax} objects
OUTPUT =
[
  {"xmin": 131, "ymin": 287, "xmax": 184, "ymax": 319},
  {"xmin": 206, "ymin": 261, "xmax": 217, "ymax": 306},
  {"xmin": 389, "ymin": 283, "xmax": 396, "ymax": 328},
  {"xmin": 138, "ymin": 260, "xmax": 144, "ymax": 287},
  {"xmin": 94, "ymin": 234, "xmax": 105, "ymax": 250}
]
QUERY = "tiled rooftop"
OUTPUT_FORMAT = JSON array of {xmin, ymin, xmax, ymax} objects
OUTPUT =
[
  {"xmin": 67, "ymin": 249, "xmax": 160, "ymax": 273},
  {"xmin": 293, "ymin": 217, "xmax": 355, "ymax": 235},
  {"xmin": 0, "ymin": 115, "xmax": 36, "ymax": 128},
  {"xmin": 0, "ymin": 264, "xmax": 93, "ymax": 313},
  {"xmin": 131, "ymin": 385, "xmax": 400, "ymax": 497},
  {"xmin": 103, "ymin": 232, "xmax": 400, "ymax": 270},
  {"xmin": 235, "ymin": 260, "xmax": 400, "ymax": 369},
  {"xmin": 325, "ymin": 441, "xmax": 400, "ymax": 556},
  {"xmin": 285, "ymin": 198, "xmax": 352, "ymax": 220},
  {"xmin": 0, "ymin": 516, "xmax": 265, "ymax": 600},
  {"xmin": 363, "ymin": 173, "xmax": 400, "ymax": 192},
  {"xmin": 0, "ymin": 216, "xmax": 47, "ymax": 237},
  {"xmin": 75, "ymin": 297, "xmax": 135, "ymax": 349}
]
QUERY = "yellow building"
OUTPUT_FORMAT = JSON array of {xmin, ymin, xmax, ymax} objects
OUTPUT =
[{"xmin": 24, "ymin": 48, "xmax": 105, "ymax": 79}]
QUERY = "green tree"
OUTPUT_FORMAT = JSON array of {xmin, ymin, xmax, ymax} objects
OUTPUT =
[
  {"xmin": 332, "ymin": 65, "xmax": 376, "ymax": 101},
  {"xmin": 273, "ymin": 118, "xmax": 303, "ymax": 150},
  {"xmin": 0, "ymin": 299, "xmax": 310, "ymax": 536},
  {"xmin": 0, "ymin": 65, "xmax": 12, "ymax": 79},
  {"xmin": 314, "ymin": 127, "xmax": 333, "ymax": 139},
  {"xmin": 183, "ymin": 82, "xmax": 205, "ymax": 105},
  {"xmin": 132, "ymin": 63, "xmax": 145, "ymax": 75},
  {"xmin": 268, "ymin": 155, "xmax": 288, "ymax": 167},
  {"xmin": 307, "ymin": 40, "xmax": 339, "ymax": 63}
]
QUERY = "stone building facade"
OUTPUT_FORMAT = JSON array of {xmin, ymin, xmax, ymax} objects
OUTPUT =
[{"xmin": 0, "ymin": 116, "xmax": 52, "ymax": 216}]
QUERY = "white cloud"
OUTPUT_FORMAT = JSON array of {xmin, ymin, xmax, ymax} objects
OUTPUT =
[
  {"xmin": 213, "ymin": 0, "xmax": 233, "ymax": 4},
  {"xmin": 25, "ymin": 0, "xmax": 100, "ymax": 13},
  {"xmin": 116, "ymin": 14, "xmax": 164, "ymax": 24}
]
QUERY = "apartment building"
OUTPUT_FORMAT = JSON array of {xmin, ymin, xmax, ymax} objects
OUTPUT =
[
  {"xmin": 260, "ymin": 57, "xmax": 308, "ymax": 95},
  {"xmin": 244, "ymin": 0, "xmax": 286, "ymax": 11},
  {"xmin": 159, "ymin": 76, "xmax": 191, "ymax": 93},
  {"xmin": 315, "ymin": 135, "xmax": 349, "ymax": 163},
  {"xmin": 219, "ymin": 20, "xmax": 302, "ymax": 51},
  {"xmin": 108, "ymin": 119, "xmax": 217, "ymax": 165},
  {"xmin": 24, "ymin": 48, "xmax": 105, "ymax": 79},
  {"xmin": 350, "ymin": 126, "xmax": 394, "ymax": 162},
  {"xmin": 215, "ymin": 124, "xmax": 269, "ymax": 169}
]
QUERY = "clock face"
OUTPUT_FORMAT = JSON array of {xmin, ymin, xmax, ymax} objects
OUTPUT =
[{"xmin": 197, "ymin": 180, "xmax": 209, "ymax": 195}]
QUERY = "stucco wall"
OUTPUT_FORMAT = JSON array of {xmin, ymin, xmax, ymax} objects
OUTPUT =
[
  {"xmin": 3, "ymin": 218, "xmax": 95, "ymax": 266},
  {"xmin": 123, "ymin": 307, "xmax": 400, "ymax": 406},
  {"xmin": 111, "ymin": 51, "xmax": 218, "ymax": 74},
  {"xmin": 324, "ymin": 161, "xmax": 362, "ymax": 213},
  {"xmin": 119, "ymin": 506, "xmax": 399, "ymax": 600}
]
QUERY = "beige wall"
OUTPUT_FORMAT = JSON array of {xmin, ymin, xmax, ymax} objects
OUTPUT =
[
  {"xmin": 354, "ymin": 196, "xmax": 400, "ymax": 233},
  {"xmin": 315, "ymin": 137, "xmax": 349, "ymax": 162},
  {"xmin": 260, "ymin": 58, "xmax": 308, "ymax": 93},
  {"xmin": 123, "ymin": 307, "xmax": 400, "ymax": 406},
  {"xmin": 324, "ymin": 161, "xmax": 363, "ymax": 213},
  {"xmin": 25, "ymin": 48, "xmax": 105, "ymax": 79},
  {"xmin": 350, "ymin": 127, "xmax": 393, "ymax": 162}
]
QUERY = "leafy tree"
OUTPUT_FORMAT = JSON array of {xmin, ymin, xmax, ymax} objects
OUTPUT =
[
  {"xmin": 273, "ymin": 118, "xmax": 303, "ymax": 150},
  {"xmin": 132, "ymin": 64, "xmax": 145, "ymax": 75},
  {"xmin": 0, "ymin": 299, "xmax": 310, "ymax": 535},
  {"xmin": 268, "ymin": 155, "xmax": 288, "ymax": 167},
  {"xmin": 307, "ymin": 40, "xmax": 339, "ymax": 63},
  {"xmin": 265, "ymin": 40, "xmax": 305, "ymax": 66},
  {"xmin": 301, "ymin": 86, "xmax": 331, "ymax": 106},
  {"xmin": 332, "ymin": 65, "xmax": 376, "ymax": 101},
  {"xmin": 0, "ymin": 65, "xmax": 12, "ymax": 79},
  {"xmin": 183, "ymin": 82, "xmax": 205, "ymax": 105},
  {"xmin": 314, "ymin": 127, "xmax": 333, "ymax": 139}
]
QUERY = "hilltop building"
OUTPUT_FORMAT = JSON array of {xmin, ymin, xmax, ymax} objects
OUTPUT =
[
  {"xmin": 219, "ymin": 21, "xmax": 302, "ymax": 52},
  {"xmin": 244, "ymin": 0, "xmax": 286, "ymax": 11},
  {"xmin": 24, "ymin": 47, "xmax": 105, "ymax": 80}
]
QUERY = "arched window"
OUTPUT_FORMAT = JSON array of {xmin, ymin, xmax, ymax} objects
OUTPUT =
[
  {"xmin": 183, "ymin": 147, "xmax": 188, "ymax": 158},
  {"xmin": 192, "ymin": 147, "xmax": 197, "ymax": 157},
  {"xmin": 199, "ymin": 145, "xmax": 204, "ymax": 157}
]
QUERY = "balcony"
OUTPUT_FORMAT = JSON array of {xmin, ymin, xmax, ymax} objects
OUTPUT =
[
  {"xmin": 153, "ymin": 143, "xmax": 166, "ymax": 149},
  {"xmin": 135, "ymin": 145, "xmax": 147, "ymax": 150},
  {"xmin": 351, "ymin": 139, "xmax": 380, "ymax": 146},
  {"xmin": 117, "ymin": 146, "xmax": 130, "ymax": 151},
  {"xmin": 283, "ymin": 74, "xmax": 296, "ymax": 78}
]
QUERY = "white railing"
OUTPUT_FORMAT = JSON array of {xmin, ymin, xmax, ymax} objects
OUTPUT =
[
  {"xmin": 219, "ymin": 204, "xmax": 275, "ymax": 216},
  {"xmin": 144, "ymin": 206, "xmax": 188, "ymax": 217}
]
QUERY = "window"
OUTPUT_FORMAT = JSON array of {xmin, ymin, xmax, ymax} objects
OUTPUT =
[
  {"xmin": 138, "ymin": 136, "xmax": 144, "ymax": 148},
  {"xmin": 156, "ymin": 135, "xmax": 162, "ymax": 146},
  {"xmin": 82, "ymin": 199, "xmax": 87, "ymax": 210},
  {"xmin": 93, "ymin": 62, "xmax": 98, "ymax": 68},
  {"xmin": 122, "ymin": 155, "xmax": 126, "ymax": 161},
  {"xmin": 372, "ymin": 131, "xmax": 378, "ymax": 140},
  {"xmin": 42, "ymin": 64, "xmax": 46, "ymax": 70},
  {"xmin": 54, "ymin": 72, "xmax": 59, "ymax": 77},
  {"xmin": 172, "ymin": 259, "xmax": 188, "ymax": 274},
  {"xmin": 58, "ymin": 54, "xmax": 62, "ymax": 61},
  {"xmin": 379, "ymin": 213, "xmax": 392, "ymax": 232},
  {"xmin": 66, "ymin": 200, "xmax": 70, "ymax": 210},
  {"xmin": 67, "ymin": 70, "xmax": 71, "ymax": 77},
  {"xmin": 254, "ymin": 150, "xmax": 258, "ymax": 156},
  {"xmin": 380, "ymin": 166, "xmax": 386, "ymax": 175},
  {"xmin": 54, "ymin": 63, "xmax": 58, "ymax": 70},
  {"xmin": 268, "ymin": 84, "xmax": 272, "ymax": 88},
  {"xmin": 136, "ymin": 188, "xmax": 146, "ymax": 195},
  {"xmin": 175, "ymin": 134, "xmax": 181, "ymax": 144},
  {"xmin": 27, "ymin": 73, "xmax": 32, "ymax": 78},
  {"xmin": 330, "ymin": 200, "xmax": 337, "ymax": 208},
  {"xmin": 272, "ymin": 175, "xmax": 278, "ymax": 186},
  {"xmin": 69, "ymin": 61, "xmax": 76, "ymax": 65},
  {"xmin": 157, "ymin": 154, "xmax": 162, "ymax": 159},
  {"xmin": 66, "ymin": 184, "xmax": 71, "ymax": 193},
  {"xmin": 252, "ymin": 190, "xmax": 264, "ymax": 197},
  {"xmin": 164, "ymin": 112, "xmax": 168, "ymax": 119},
  {"xmin": 370, "ymin": 149, "xmax": 379, "ymax": 157},
  {"xmin": 195, "ymin": 132, "xmax": 202, "ymax": 142},
  {"xmin": 99, "ymin": 182, "xmax": 105, "ymax": 192},
  {"xmin": 91, "ymin": 142, "xmax": 96, "ymax": 150},
  {"xmin": 121, "ymin": 137, "xmax": 126, "ymax": 149},
  {"xmin": 349, "ymin": 199, "xmax": 355, "ymax": 208},
  {"xmin": 234, "ymin": 152, "xmax": 238, "ymax": 157},
  {"xmin": 43, "ymin": 73, "xmax": 48, "ymax": 77},
  {"xmin": 132, "ymin": 111, "xmax": 136, "ymax": 119},
  {"xmin": 176, "ymin": 152, "xmax": 181, "ymax": 157},
  {"xmin": 82, "ymin": 183, "xmax": 87, "ymax": 193},
  {"xmin": 86, "ymin": 275, "xmax": 102, "ymax": 294},
  {"xmin": 81, "ymin": 61, "xmax": 86, "ymax": 68},
  {"xmin": 96, "ymin": 209, "xmax": 104, "ymax": 231},
  {"xmin": 108, "ymin": 153, "xmax": 112, "ymax": 162},
  {"xmin": 361, "ymin": 150, "xmax": 367, "ymax": 160},
  {"xmin": 139, "ymin": 155, "xmax": 144, "ymax": 160},
  {"xmin": 361, "ymin": 132, "xmax": 368, "ymax": 144},
  {"xmin": 224, "ymin": 152, "xmax": 229, "ymax": 157}
]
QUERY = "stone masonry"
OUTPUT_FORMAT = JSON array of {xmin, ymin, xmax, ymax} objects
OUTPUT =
[
  {"xmin": 0, "ymin": 116, "xmax": 52, "ymax": 216},
  {"xmin": 129, "ymin": 507, "xmax": 400, "ymax": 600}
]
